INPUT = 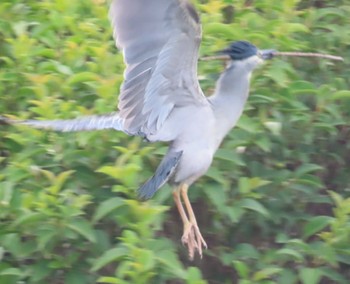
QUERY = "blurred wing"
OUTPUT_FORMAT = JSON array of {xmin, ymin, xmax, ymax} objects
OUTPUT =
[{"xmin": 109, "ymin": 0, "xmax": 207, "ymax": 136}]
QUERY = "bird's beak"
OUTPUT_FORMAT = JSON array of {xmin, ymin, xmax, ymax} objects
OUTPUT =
[{"xmin": 259, "ymin": 49, "xmax": 276, "ymax": 60}]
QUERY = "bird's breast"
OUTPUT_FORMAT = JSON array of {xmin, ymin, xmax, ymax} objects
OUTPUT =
[
  {"xmin": 170, "ymin": 142, "xmax": 215, "ymax": 186},
  {"xmin": 170, "ymin": 117, "xmax": 218, "ymax": 185},
  {"xmin": 150, "ymin": 104, "xmax": 218, "ymax": 185}
]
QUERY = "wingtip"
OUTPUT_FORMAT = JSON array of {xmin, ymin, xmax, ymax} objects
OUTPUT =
[
  {"xmin": 137, "ymin": 150, "xmax": 183, "ymax": 201},
  {"xmin": 137, "ymin": 184, "xmax": 156, "ymax": 201}
]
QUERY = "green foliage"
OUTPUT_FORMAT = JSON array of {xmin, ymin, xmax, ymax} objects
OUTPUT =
[{"xmin": 1, "ymin": 0, "xmax": 350, "ymax": 283}]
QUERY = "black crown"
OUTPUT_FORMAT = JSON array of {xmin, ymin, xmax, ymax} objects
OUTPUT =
[{"xmin": 221, "ymin": 41, "xmax": 258, "ymax": 60}]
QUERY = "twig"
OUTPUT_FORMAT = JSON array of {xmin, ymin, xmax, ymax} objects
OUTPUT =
[
  {"xmin": 273, "ymin": 51, "xmax": 344, "ymax": 61},
  {"xmin": 200, "ymin": 55, "xmax": 230, "ymax": 61},
  {"xmin": 200, "ymin": 51, "xmax": 344, "ymax": 62}
]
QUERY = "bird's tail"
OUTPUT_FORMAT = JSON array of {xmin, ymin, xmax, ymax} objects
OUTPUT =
[
  {"xmin": 138, "ymin": 150, "xmax": 183, "ymax": 200},
  {"xmin": 0, "ymin": 112, "xmax": 124, "ymax": 132}
]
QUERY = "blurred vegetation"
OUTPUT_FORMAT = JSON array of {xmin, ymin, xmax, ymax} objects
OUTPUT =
[{"xmin": 0, "ymin": 0, "xmax": 349, "ymax": 283}]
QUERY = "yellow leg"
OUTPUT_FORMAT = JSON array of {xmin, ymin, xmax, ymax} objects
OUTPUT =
[
  {"xmin": 173, "ymin": 187, "xmax": 197, "ymax": 260},
  {"xmin": 172, "ymin": 189, "xmax": 189, "ymax": 227},
  {"xmin": 180, "ymin": 184, "xmax": 207, "ymax": 257},
  {"xmin": 173, "ymin": 184, "xmax": 207, "ymax": 260}
]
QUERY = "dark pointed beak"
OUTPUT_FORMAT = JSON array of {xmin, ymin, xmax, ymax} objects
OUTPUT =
[{"xmin": 259, "ymin": 49, "xmax": 277, "ymax": 60}]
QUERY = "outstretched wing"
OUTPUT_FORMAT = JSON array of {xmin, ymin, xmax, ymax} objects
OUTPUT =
[{"xmin": 110, "ymin": 0, "xmax": 208, "ymax": 136}]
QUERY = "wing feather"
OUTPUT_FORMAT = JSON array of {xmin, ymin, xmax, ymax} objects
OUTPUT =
[{"xmin": 109, "ymin": 0, "xmax": 208, "ymax": 136}]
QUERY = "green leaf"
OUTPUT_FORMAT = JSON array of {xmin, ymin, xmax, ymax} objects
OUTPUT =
[
  {"xmin": 234, "ymin": 243, "xmax": 260, "ymax": 259},
  {"xmin": 253, "ymin": 267, "xmax": 282, "ymax": 281},
  {"xmin": 303, "ymin": 216, "xmax": 333, "ymax": 238},
  {"xmin": 96, "ymin": 164, "xmax": 141, "ymax": 186},
  {"xmin": 331, "ymin": 90, "xmax": 350, "ymax": 100},
  {"xmin": 67, "ymin": 219, "xmax": 96, "ymax": 243},
  {"xmin": 295, "ymin": 164, "xmax": 323, "ymax": 177},
  {"xmin": 186, "ymin": 267, "xmax": 206, "ymax": 283},
  {"xmin": 91, "ymin": 247, "xmax": 127, "ymax": 272},
  {"xmin": 237, "ymin": 116, "xmax": 261, "ymax": 133},
  {"xmin": 138, "ymin": 249, "xmax": 155, "ymax": 271},
  {"xmin": 0, "ymin": 268, "xmax": 22, "ymax": 276},
  {"xmin": 204, "ymin": 184, "xmax": 227, "ymax": 213},
  {"xmin": 52, "ymin": 170, "xmax": 75, "ymax": 193},
  {"xmin": 328, "ymin": 191, "xmax": 343, "ymax": 207},
  {"xmin": 67, "ymin": 72, "xmax": 99, "ymax": 85},
  {"xmin": 284, "ymin": 23, "xmax": 309, "ymax": 33},
  {"xmin": 299, "ymin": 268, "xmax": 323, "ymax": 284},
  {"xmin": 53, "ymin": 61, "xmax": 73, "ymax": 75},
  {"xmin": 278, "ymin": 269, "xmax": 298, "ymax": 284},
  {"xmin": 314, "ymin": 7, "xmax": 346, "ymax": 20},
  {"xmin": 276, "ymin": 248, "xmax": 304, "ymax": 261},
  {"xmin": 265, "ymin": 61, "xmax": 291, "ymax": 87},
  {"xmin": 30, "ymin": 261, "xmax": 51, "ymax": 282},
  {"xmin": 205, "ymin": 167, "xmax": 226, "ymax": 184},
  {"xmin": 255, "ymin": 136, "xmax": 272, "ymax": 152},
  {"xmin": 97, "ymin": 277, "xmax": 120, "ymax": 284},
  {"xmin": 240, "ymin": 198, "xmax": 270, "ymax": 218},
  {"xmin": 320, "ymin": 267, "xmax": 348, "ymax": 283},
  {"xmin": 10, "ymin": 212, "xmax": 44, "ymax": 228},
  {"xmin": 93, "ymin": 197, "xmax": 124, "ymax": 223},
  {"xmin": 289, "ymin": 80, "xmax": 317, "ymax": 95},
  {"xmin": 37, "ymin": 229, "xmax": 58, "ymax": 250},
  {"xmin": 157, "ymin": 250, "xmax": 186, "ymax": 279},
  {"xmin": 239, "ymin": 177, "xmax": 271, "ymax": 193},
  {"xmin": 204, "ymin": 22, "xmax": 235, "ymax": 37},
  {"xmin": 215, "ymin": 149, "xmax": 242, "ymax": 164},
  {"xmin": 233, "ymin": 260, "xmax": 250, "ymax": 279},
  {"xmin": 66, "ymin": 270, "xmax": 90, "ymax": 284}
]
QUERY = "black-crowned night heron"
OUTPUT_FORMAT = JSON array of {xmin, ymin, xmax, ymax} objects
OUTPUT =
[{"xmin": 0, "ymin": 0, "xmax": 277, "ymax": 260}]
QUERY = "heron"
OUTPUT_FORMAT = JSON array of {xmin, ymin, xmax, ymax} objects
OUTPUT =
[{"xmin": 0, "ymin": 0, "xmax": 278, "ymax": 260}]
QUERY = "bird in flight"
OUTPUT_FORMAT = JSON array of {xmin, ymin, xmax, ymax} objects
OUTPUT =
[{"xmin": 1, "ymin": 0, "xmax": 276, "ymax": 259}]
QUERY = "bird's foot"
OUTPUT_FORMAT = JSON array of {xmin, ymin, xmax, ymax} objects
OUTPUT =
[{"xmin": 181, "ymin": 222, "xmax": 207, "ymax": 260}]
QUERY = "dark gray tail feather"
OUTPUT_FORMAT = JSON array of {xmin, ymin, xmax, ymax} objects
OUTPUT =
[
  {"xmin": 138, "ymin": 150, "xmax": 183, "ymax": 200},
  {"xmin": 0, "ymin": 113, "xmax": 124, "ymax": 132}
]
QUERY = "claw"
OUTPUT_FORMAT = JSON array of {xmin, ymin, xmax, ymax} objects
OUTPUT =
[{"xmin": 181, "ymin": 221, "xmax": 207, "ymax": 260}]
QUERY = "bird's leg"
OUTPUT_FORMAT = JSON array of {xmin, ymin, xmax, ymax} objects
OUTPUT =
[
  {"xmin": 180, "ymin": 184, "xmax": 207, "ymax": 258},
  {"xmin": 173, "ymin": 188, "xmax": 197, "ymax": 260}
]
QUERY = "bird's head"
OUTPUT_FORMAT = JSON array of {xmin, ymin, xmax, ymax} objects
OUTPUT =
[{"xmin": 219, "ymin": 41, "xmax": 275, "ymax": 72}]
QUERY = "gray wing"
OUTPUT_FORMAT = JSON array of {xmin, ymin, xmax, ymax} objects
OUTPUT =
[
  {"xmin": 110, "ymin": 0, "xmax": 208, "ymax": 136},
  {"xmin": 0, "ymin": 113, "xmax": 124, "ymax": 132}
]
